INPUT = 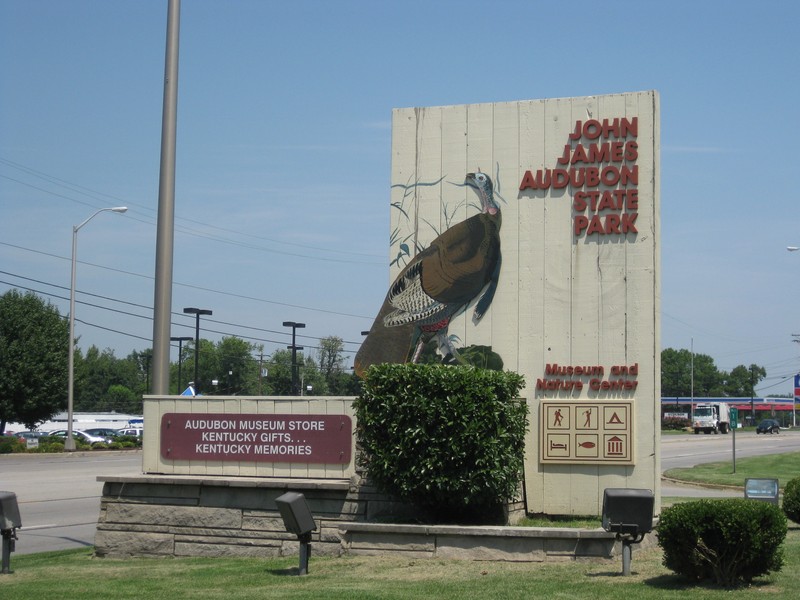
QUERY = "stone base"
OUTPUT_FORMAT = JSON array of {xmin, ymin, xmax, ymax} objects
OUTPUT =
[{"xmin": 94, "ymin": 474, "xmax": 646, "ymax": 561}]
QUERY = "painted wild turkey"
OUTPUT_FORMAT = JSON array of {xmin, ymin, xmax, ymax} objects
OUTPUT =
[{"xmin": 354, "ymin": 171, "xmax": 501, "ymax": 376}]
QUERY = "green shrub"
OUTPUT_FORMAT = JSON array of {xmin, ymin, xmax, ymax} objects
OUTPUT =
[
  {"xmin": 661, "ymin": 416, "xmax": 691, "ymax": 430},
  {"xmin": 354, "ymin": 363, "xmax": 527, "ymax": 524},
  {"xmin": 117, "ymin": 435, "xmax": 142, "ymax": 447},
  {"xmin": 783, "ymin": 477, "xmax": 800, "ymax": 523},
  {"xmin": 33, "ymin": 436, "xmax": 65, "ymax": 453},
  {"xmin": 0, "ymin": 435, "xmax": 26, "ymax": 454},
  {"xmin": 658, "ymin": 498, "xmax": 787, "ymax": 587}
]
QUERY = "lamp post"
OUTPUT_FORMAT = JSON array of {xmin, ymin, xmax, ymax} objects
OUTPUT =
[
  {"xmin": 183, "ymin": 308, "xmax": 212, "ymax": 394},
  {"xmin": 66, "ymin": 206, "xmax": 128, "ymax": 451},
  {"xmin": 789, "ymin": 248, "xmax": 799, "ymax": 426},
  {"xmin": 283, "ymin": 321, "xmax": 305, "ymax": 395},
  {"xmin": 170, "ymin": 336, "xmax": 193, "ymax": 393}
]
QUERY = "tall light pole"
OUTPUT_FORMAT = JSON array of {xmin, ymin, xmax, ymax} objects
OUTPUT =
[
  {"xmin": 183, "ymin": 308, "xmax": 212, "ymax": 394},
  {"xmin": 170, "ymin": 336, "xmax": 193, "ymax": 393},
  {"xmin": 283, "ymin": 321, "xmax": 305, "ymax": 395},
  {"xmin": 789, "ymin": 248, "xmax": 799, "ymax": 426},
  {"xmin": 151, "ymin": 0, "xmax": 181, "ymax": 395},
  {"xmin": 66, "ymin": 206, "xmax": 128, "ymax": 451}
]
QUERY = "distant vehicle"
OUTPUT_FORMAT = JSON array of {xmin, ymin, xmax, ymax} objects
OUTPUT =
[
  {"xmin": 693, "ymin": 402, "xmax": 731, "ymax": 434},
  {"xmin": 116, "ymin": 428, "xmax": 143, "ymax": 438},
  {"xmin": 84, "ymin": 428, "xmax": 121, "ymax": 438},
  {"xmin": 14, "ymin": 431, "xmax": 45, "ymax": 440},
  {"xmin": 46, "ymin": 429, "xmax": 110, "ymax": 444},
  {"xmin": 756, "ymin": 419, "xmax": 780, "ymax": 434}
]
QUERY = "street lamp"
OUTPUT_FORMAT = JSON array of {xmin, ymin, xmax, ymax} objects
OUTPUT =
[
  {"xmin": 66, "ymin": 206, "xmax": 127, "ymax": 451},
  {"xmin": 170, "ymin": 336, "xmax": 193, "ymax": 393},
  {"xmin": 183, "ymin": 308, "xmax": 212, "ymax": 394},
  {"xmin": 789, "ymin": 248, "xmax": 800, "ymax": 426},
  {"xmin": 283, "ymin": 321, "xmax": 306, "ymax": 395}
]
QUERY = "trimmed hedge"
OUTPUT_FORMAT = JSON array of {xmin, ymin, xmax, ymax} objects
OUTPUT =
[
  {"xmin": 661, "ymin": 416, "xmax": 691, "ymax": 431},
  {"xmin": 783, "ymin": 477, "xmax": 800, "ymax": 523},
  {"xmin": 354, "ymin": 363, "xmax": 527, "ymax": 524},
  {"xmin": 0, "ymin": 435, "xmax": 26, "ymax": 454},
  {"xmin": 658, "ymin": 498, "xmax": 787, "ymax": 587}
]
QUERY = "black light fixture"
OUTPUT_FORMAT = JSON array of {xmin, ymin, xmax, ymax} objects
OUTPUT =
[
  {"xmin": 183, "ymin": 308, "xmax": 212, "ymax": 394},
  {"xmin": 275, "ymin": 491, "xmax": 316, "ymax": 575},
  {"xmin": 283, "ymin": 321, "xmax": 305, "ymax": 396},
  {"xmin": 601, "ymin": 488, "xmax": 654, "ymax": 576},
  {"xmin": 170, "ymin": 336, "xmax": 193, "ymax": 393},
  {"xmin": 0, "ymin": 491, "xmax": 21, "ymax": 574}
]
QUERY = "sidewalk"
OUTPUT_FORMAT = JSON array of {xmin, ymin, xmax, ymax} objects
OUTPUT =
[{"xmin": 661, "ymin": 478, "xmax": 741, "ymax": 498}]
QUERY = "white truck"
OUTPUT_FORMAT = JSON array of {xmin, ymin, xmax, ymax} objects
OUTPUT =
[{"xmin": 693, "ymin": 402, "xmax": 731, "ymax": 434}]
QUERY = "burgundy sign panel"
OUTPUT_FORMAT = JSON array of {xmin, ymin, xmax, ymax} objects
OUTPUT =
[{"xmin": 160, "ymin": 413, "xmax": 352, "ymax": 464}]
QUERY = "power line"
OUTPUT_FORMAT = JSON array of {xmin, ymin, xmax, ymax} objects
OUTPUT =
[
  {"xmin": 0, "ymin": 273, "xmax": 366, "ymax": 351},
  {"xmin": 0, "ymin": 242, "xmax": 374, "ymax": 320},
  {"xmin": 0, "ymin": 157, "xmax": 384, "ymax": 263}
]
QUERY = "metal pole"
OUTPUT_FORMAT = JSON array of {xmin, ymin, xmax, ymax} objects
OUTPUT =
[
  {"xmin": 66, "ymin": 207, "xmax": 127, "ymax": 451},
  {"xmin": 283, "ymin": 322, "xmax": 305, "ymax": 395},
  {"xmin": 1, "ymin": 531, "xmax": 13, "ymax": 574},
  {"xmin": 171, "ymin": 336, "xmax": 192, "ymax": 393},
  {"xmin": 193, "ymin": 312, "xmax": 200, "ymax": 392},
  {"xmin": 750, "ymin": 366, "xmax": 755, "ymax": 427},
  {"xmin": 183, "ymin": 308, "xmax": 211, "ymax": 394},
  {"xmin": 151, "ymin": 0, "xmax": 181, "ymax": 395},
  {"xmin": 66, "ymin": 224, "xmax": 79, "ymax": 452},
  {"xmin": 622, "ymin": 540, "xmax": 632, "ymax": 576},
  {"xmin": 298, "ymin": 534, "xmax": 311, "ymax": 575}
]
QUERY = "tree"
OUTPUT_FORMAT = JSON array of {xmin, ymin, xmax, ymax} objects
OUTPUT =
[
  {"xmin": 216, "ymin": 337, "xmax": 261, "ymax": 395},
  {"xmin": 264, "ymin": 349, "xmax": 294, "ymax": 395},
  {"xmin": 662, "ymin": 348, "xmax": 766, "ymax": 399},
  {"xmin": 661, "ymin": 348, "xmax": 725, "ymax": 397},
  {"xmin": 724, "ymin": 364, "xmax": 766, "ymax": 397},
  {"xmin": 0, "ymin": 290, "xmax": 69, "ymax": 431},
  {"xmin": 318, "ymin": 336, "xmax": 347, "ymax": 393},
  {"xmin": 263, "ymin": 349, "xmax": 327, "ymax": 395},
  {"xmin": 76, "ymin": 346, "xmax": 129, "ymax": 411}
]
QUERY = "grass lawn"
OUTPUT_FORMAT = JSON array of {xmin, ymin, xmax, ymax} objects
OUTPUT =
[
  {"xmin": 664, "ymin": 451, "xmax": 800, "ymax": 488},
  {"xmin": 1, "ymin": 528, "xmax": 797, "ymax": 599}
]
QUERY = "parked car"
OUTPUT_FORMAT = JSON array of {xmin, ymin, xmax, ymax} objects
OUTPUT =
[
  {"xmin": 14, "ymin": 431, "xmax": 46, "ymax": 441},
  {"xmin": 84, "ymin": 428, "xmax": 121, "ymax": 439},
  {"xmin": 116, "ymin": 428, "xmax": 143, "ymax": 438},
  {"xmin": 46, "ymin": 429, "xmax": 111, "ymax": 444},
  {"xmin": 756, "ymin": 419, "xmax": 781, "ymax": 434}
]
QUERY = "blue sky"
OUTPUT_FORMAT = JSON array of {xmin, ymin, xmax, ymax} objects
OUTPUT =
[{"xmin": 2, "ymin": 1, "xmax": 799, "ymax": 395}]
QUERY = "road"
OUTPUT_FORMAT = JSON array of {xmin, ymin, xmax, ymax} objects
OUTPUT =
[
  {"xmin": 661, "ymin": 429, "xmax": 800, "ymax": 497},
  {"xmin": 1, "ymin": 451, "xmax": 142, "ymax": 555},
  {"xmin": 1, "ymin": 430, "xmax": 799, "ymax": 555}
]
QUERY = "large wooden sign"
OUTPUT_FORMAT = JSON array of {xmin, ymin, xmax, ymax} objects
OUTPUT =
[{"xmin": 389, "ymin": 91, "xmax": 660, "ymax": 515}]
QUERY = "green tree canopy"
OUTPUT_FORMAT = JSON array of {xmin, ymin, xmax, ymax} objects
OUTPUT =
[
  {"xmin": 0, "ymin": 290, "xmax": 69, "ymax": 431},
  {"xmin": 215, "ymin": 336, "xmax": 261, "ymax": 395},
  {"xmin": 661, "ymin": 348, "xmax": 724, "ymax": 397},
  {"xmin": 661, "ymin": 348, "xmax": 766, "ymax": 398},
  {"xmin": 724, "ymin": 364, "xmax": 766, "ymax": 397}
]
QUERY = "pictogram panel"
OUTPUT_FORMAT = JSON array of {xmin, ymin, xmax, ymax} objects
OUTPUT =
[{"xmin": 540, "ymin": 400, "xmax": 634, "ymax": 464}]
